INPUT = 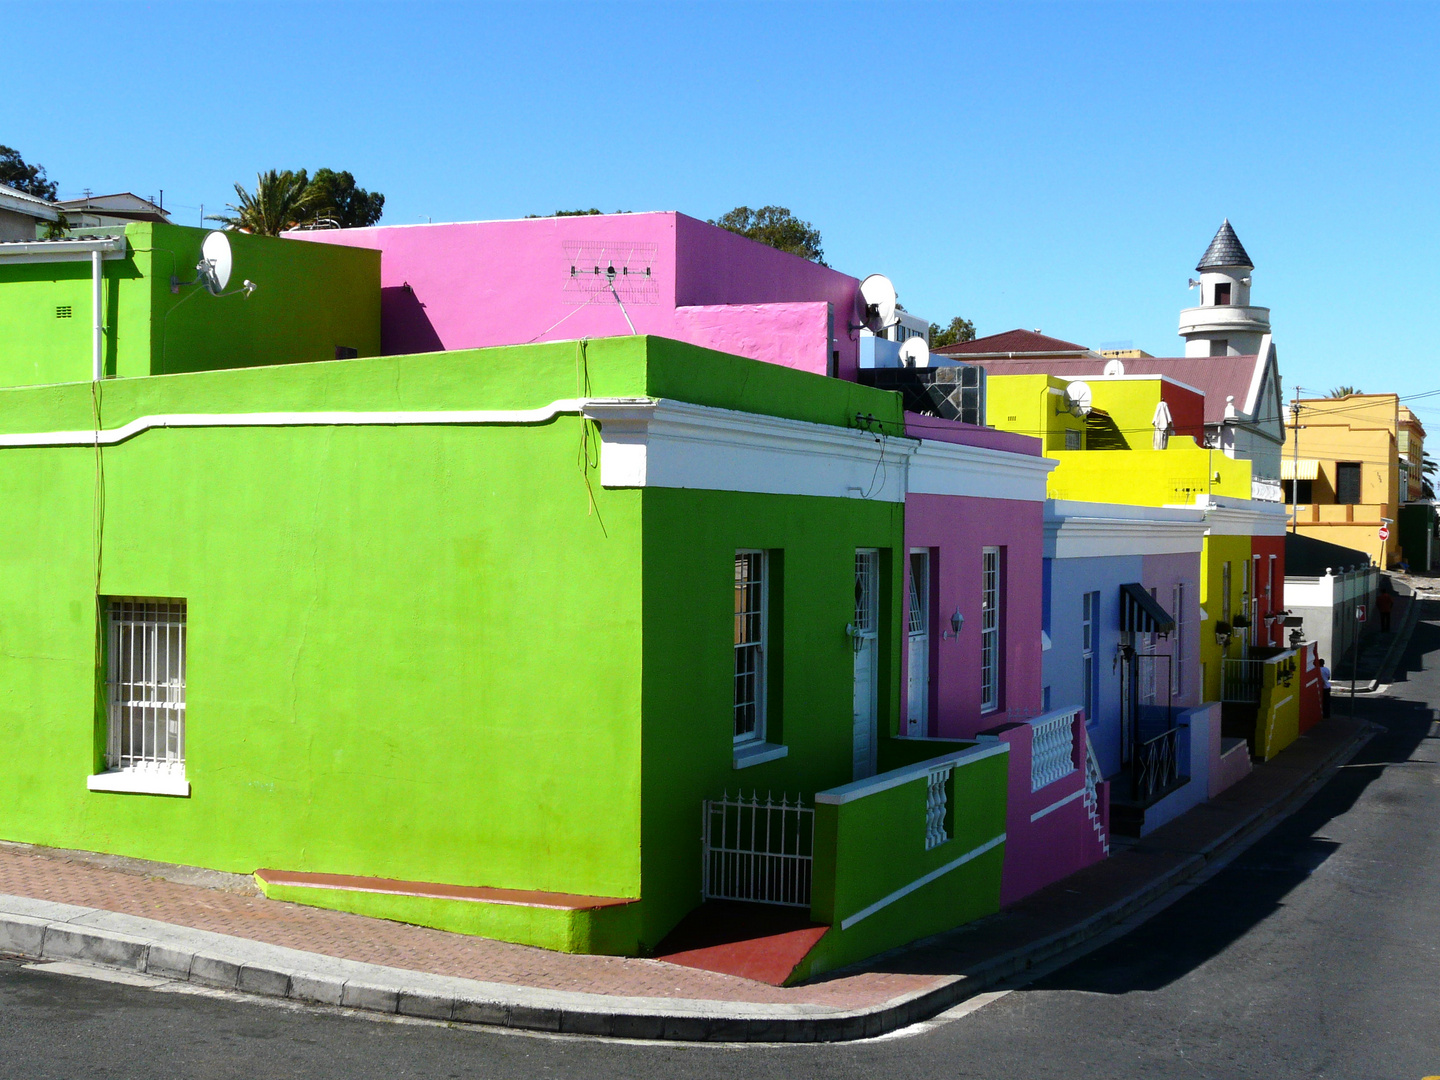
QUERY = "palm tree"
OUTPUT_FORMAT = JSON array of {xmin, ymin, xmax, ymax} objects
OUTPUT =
[
  {"xmin": 209, "ymin": 170, "xmax": 316, "ymax": 236},
  {"xmin": 1327, "ymin": 386, "xmax": 1361, "ymax": 398},
  {"xmin": 1423, "ymin": 453, "xmax": 1437, "ymax": 500}
]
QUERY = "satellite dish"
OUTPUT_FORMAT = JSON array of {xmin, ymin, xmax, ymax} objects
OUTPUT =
[
  {"xmin": 1103, "ymin": 358, "xmax": 1126, "ymax": 376},
  {"xmin": 201, "ymin": 231, "xmax": 233, "ymax": 293},
  {"xmin": 1066, "ymin": 381, "xmax": 1093, "ymax": 416},
  {"xmin": 899, "ymin": 337, "xmax": 930, "ymax": 369},
  {"xmin": 856, "ymin": 274, "xmax": 898, "ymax": 334}
]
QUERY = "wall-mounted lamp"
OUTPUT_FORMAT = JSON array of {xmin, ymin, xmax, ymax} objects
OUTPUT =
[
  {"xmin": 1214, "ymin": 619, "xmax": 1234, "ymax": 648},
  {"xmin": 941, "ymin": 610, "xmax": 964, "ymax": 639}
]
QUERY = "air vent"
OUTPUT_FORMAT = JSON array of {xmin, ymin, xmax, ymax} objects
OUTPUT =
[{"xmin": 56, "ymin": 305, "xmax": 73, "ymax": 319}]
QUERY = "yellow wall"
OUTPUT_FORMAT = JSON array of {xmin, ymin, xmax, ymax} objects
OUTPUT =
[
  {"xmin": 986, "ymin": 374, "xmax": 1087, "ymax": 452},
  {"xmin": 1287, "ymin": 393, "xmax": 1401, "ymax": 566},
  {"xmin": 1046, "ymin": 441, "xmax": 1253, "ymax": 506},
  {"xmin": 1199, "ymin": 534, "xmax": 1255, "ymax": 703}
]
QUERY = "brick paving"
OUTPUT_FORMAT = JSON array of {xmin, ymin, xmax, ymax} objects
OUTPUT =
[{"xmin": 0, "ymin": 845, "xmax": 943, "ymax": 1008}]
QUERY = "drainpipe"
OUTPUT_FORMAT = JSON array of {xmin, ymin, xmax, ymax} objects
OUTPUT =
[{"xmin": 92, "ymin": 250, "xmax": 103, "ymax": 382}]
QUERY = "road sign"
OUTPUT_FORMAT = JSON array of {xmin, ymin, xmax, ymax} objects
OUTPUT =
[
  {"xmin": 1356, "ymin": 604, "xmax": 1367, "ymax": 623},
  {"xmin": 1379, "ymin": 524, "xmax": 1390, "ymax": 541}
]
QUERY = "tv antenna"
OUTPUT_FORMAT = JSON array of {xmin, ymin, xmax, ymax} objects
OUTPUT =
[{"xmin": 852, "ymin": 274, "xmax": 898, "ymax": 335}]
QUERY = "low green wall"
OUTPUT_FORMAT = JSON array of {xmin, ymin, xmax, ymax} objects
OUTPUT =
[
  {"xmin": 797, "ymin": 744, "xmax": 1009, "ymax": 980},
  {"xmin": 254, "ymin": 878, "xmax": 642, "ymax": 954}
]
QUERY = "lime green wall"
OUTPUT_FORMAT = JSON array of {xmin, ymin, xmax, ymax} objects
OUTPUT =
[
  {"xmin": 0, "ymin": 333, "xmax": 914, "ymax": 954},
  {"xmin": 798, "ymin": 748, "xmax": 1008, "ymax": 979},
  {"xmin": 638, "ymin": 491, "xmax": 905, "ymax": 945},
  {"xmin": 0, "ymin": 222, "xmax": 379, "ymax": 387}
]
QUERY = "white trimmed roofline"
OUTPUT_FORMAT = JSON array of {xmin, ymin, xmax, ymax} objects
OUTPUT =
[
  {"xmin": 1045, "ymin": 500, "xmax": 1208, "ymax": 558},
  {"xmin": 1169, "ymin": 493, "xmax": 1289, "ymax": 537}
]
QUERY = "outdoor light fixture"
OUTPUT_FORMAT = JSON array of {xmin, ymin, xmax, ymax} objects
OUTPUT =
[{"xmin": 942, "ymin": 609, "xmax": 964, "ymax": 639}]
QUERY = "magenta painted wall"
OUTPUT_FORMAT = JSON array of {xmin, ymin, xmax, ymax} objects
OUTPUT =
[
  {"xmin": 904, "ymin": 494, "xmax": 1045, "ymax": 740},
  {"xmin": 983, "ymin": 715, "xmax": 1108, "ymax": 906},
  {"xmin": 288, "ymin": 213, "xmax": 863, "ymax": 376},
  {"xmin": 1140, "ymin": 550, "xmax": 1204, "ymax": 709},
  {"xmin": 905, "ymin": 412, "xmax": 1043, "ymax": 456}
]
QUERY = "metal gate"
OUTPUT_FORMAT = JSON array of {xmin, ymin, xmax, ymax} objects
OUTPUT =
[{"xmin": 701, "ymin": 791, "xmax": 814, "ymax": 907}]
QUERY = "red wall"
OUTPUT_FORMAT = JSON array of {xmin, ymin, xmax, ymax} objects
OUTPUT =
[
  {"xmin": 1253, "ymin": 533, "xmax": 1287, "ymax": 647},
  {"xmin": 1161, "ymin": 381, "xmax": 1207, "ymax": 443}
]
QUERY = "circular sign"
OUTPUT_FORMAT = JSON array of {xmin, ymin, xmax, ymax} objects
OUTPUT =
[{"xmin": 1379, "ymin": 524, "xmax": 1390, "ymax": 541}]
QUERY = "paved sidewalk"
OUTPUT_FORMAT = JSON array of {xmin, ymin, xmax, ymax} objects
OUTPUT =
[{"xmin": 0, "ymin": 713, "xmax": 1377, "ymax": 1041}]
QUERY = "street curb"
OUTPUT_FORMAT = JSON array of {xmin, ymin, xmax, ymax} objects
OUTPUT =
[{"xmin": 0, "ymin": 721, "xmax": 1378, "ymax": 1043}]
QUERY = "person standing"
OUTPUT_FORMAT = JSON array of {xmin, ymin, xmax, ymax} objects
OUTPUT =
[
  {"xmin": 1377, "ymin": 589, "xmax": 1394, "ymax": 633},
  {"xmin": 1319, "ymin": 658, "xmax": 1332, "ymax": 718}
]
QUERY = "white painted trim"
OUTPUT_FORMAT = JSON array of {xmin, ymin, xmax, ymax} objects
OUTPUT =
[
  {"xmin": 1045, "ymin": 500, "xmax": 1208, "ymax": 558},
  {"xmin": 1270, "ymin": 694, "xmax": 1293, "ymax": 712},
  {"xmin": 87, "ymin": 770, "xmax": 190, "ymax": 797},
  {"xmin": 1242, "ymin": 337, "xmax": 1272, "ymax": 417},
  {"xmin": 583, "ymin": 398, "xmax": 915, "ymax": 503},
  {"xmin": 815, "ymin": 742, "xmax": 1009, "ymax": 805},
  {"xmin": 1172, "ymin": 495, "xmax": 1290, "ymax": 537},
  {"xmin": 838, "ymin": 832, "xmax": 1006, "ymax": 930},
  {"xmin": 1030, "ymin": 786, "xmax": 1086, "ymax": 822},
  {"xmin": 0, "ymin": 236, "xmax": 127, "ymax": 264},
  {"xmin": 0, "ymin": 188, "xmax": 60, "ymax": 221},
  {"xmin": 0, "ymin": 399, "xmax": 613, "ymax": 449},
  {"xmin": 907, "ymin": 439, "xmax": 1055, "ymax": 502},
  {"xmin": 732, "ymin": 741, "xmax": 788, "ymax": 769}
]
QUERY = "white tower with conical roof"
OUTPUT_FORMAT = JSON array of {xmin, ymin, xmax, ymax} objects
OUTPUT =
[{"xmin": 1178, "ymin": 220, "xmax": 1271, "ymax": 357}]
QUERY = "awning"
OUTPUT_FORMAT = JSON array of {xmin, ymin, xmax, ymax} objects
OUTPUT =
[
  {"xmin": 1281, "ymin": 458, "xmax": 1320, "ymax": 480},
  {"xmin": 1120, "ymin": 582, "xmax": 1175, "ymax": 635}
]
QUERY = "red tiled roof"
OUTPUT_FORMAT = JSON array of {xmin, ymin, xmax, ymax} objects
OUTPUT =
[
  {"xmin": 934, "ymin": 328, "xmax": 1091, "ymax": 356},
  {"xmin": 972, "ymin": 354, "xmax": 1263, "ymax": 424}
]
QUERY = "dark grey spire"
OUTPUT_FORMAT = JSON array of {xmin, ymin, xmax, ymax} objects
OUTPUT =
[{"xmin": 1196, "ymin": 219, "xmax": 1253, "ymax": 271}]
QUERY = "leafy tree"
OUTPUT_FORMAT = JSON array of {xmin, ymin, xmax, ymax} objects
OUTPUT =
[
  {"xmin": 929, "ymin": 316, "xmax": 977, "ymax": 349},
  {"xmin": 1423, "ymin": 453, "xmax": 1437, "ymax": 500},
  {"xmin": 210, "ymin": 170, "xmax": 318, "ymax": 235},
  {"xmin": 300, "ymin": 168, "xmax": 384, "ymax": 228},
  {"xmin": 710, "ymin": 206, "xmax": 825, "ymax": 264},
  {"xmin": 1327, "ymin": 386, "xmax": 1361, "ymax": 398},
  {"xmin": 0, "ymin": 145, "xmax": 57, "ymax": 201}
]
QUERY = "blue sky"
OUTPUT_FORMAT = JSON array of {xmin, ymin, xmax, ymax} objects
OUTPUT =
[{"xmin": 8, "ymin": 2, "xmax": 1438, "ymax": 412}]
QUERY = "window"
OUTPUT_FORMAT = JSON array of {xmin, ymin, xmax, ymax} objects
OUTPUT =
[
  {"xmin": 1214, "ymin": 282, "xmax": 1232, "ymax": 306},
  {"xmin": 1221, "ymin": 562, "xmax": 1232, "ymax": 626},
  {"xmin": 1065, "ymin": 428, "xmax": 1082, "ymax": 450},
  {"xmin": 733, "ymin": 552, "xmax": 767, "ymax": 743},
  {"xmin": 958, "ymin": 364, "xmax": 986, "ymax": 426},
  {"xmin": 1209, "ymin": 339, "xmax": 1229, "ymax": 357},
  {"xmin": 1284, "ymin": 479, "xmax": 1313, "ymax": 504},
  {"xmin": 1336, "ymin": 462, "xmax": 1362, "ymax": 504},
  {"xmin": 906, "ymin": 550, "xmax": 931, "ymax": 734},
  {"xmin": 1172, "ymin": 583, "xmax": 1185, "ymax": 697},
  {"xmin": 104, "ymin": 599, "xmax": 187, "ymax": 776},
  {"xmin": 981, "ymin": 547, "xmax": 1001, "ymax": 712},
  {"xmin": 1082, "ymin": 591, "xmax": 1098, "ymax": 723}
]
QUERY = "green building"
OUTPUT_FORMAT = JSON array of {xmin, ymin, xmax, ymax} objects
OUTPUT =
[{"xmin": 0, "ymin": 226, "xmax": 1009, "ymax": 977}]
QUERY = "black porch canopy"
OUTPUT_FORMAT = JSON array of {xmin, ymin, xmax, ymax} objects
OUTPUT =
[{"xmin": 1120, "ymin": 582, "xmax": 1175, "ymax": 636}]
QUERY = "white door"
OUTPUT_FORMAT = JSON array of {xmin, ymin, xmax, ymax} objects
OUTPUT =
[
  {"xmin": 906, "ymin": 550, "xmax": 930, "ymax": 737},
  {"xmin": 853, "ymin": 549, "xmax": 880, "ymax": 780}
]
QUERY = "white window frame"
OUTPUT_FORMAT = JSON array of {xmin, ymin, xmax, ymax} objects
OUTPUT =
[
  {"xmin": 906, "ymin": 549, "xmax": 931, "ymax": 734},
  {"xmin": 1082, "ymin": 590, "xmax": 1097, "ymax": 723},
  {"xmin": 1173, "ymin": 582, "xmax": 1185, "ymax": 697},
  {"xmin": 733, "ymin": 551, "xmax": 768, "ymax": 745},
  {"xmin": 981, "ymin": 547, "xmax": 1001, "ymax": 713},
  {"xmin": 89, "ymin": 598, "xmax": 189, "ymax": 797}
]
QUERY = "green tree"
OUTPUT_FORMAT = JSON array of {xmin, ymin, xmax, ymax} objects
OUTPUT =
[
  {"xmin": 525, "ymin": 209, "xmax": 607, "ymax": 218},
  {"xmin": 1423, "ymin": 453, "xmax": 1437, "ymax": 500},
  {"xmin": 300, "ymin": 168, "xmax": 384, "ymax": 228},
  {"xmin": 0, "ymin": 145, "xmax": 58, "ymax": 201},
  {"xmin": 210, "ymin": 170, "xmax": 318, "ymax": 236},
  {"xmin": 1327, "ymin": 385, "xmax": 1361, "ymax": 398},
  {"xmin": 710, "ymin": 206, "xmax": 825, "ymax": 264},
  {"xmin": 929, "ymin": 316, "xmax": 977, "ymax": 349}
]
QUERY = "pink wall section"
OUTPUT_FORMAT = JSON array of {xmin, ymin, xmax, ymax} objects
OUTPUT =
[
  {"xmin": 287, "ymin": 213, "xmax": 863, "ymax": 376},
  {"xmin": 905, "ymin": 413, "xmax": 1043, "ymax": 456},
  {"xmin": 905, "ymin": 494, "xmax": 1046, "ymax": 739},
  {"xmin": 981, "ymin": 714, "xmax": 1109, "ymax": 905}
]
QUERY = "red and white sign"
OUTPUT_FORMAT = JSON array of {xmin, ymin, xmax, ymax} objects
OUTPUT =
[
  {"xmin": 1356, "ymin": 604, "xmax": 1367, "ymax": 623},
  {"xmin": 1379, "ymin": 524, "xmax": 1390, "ymax": 541}
]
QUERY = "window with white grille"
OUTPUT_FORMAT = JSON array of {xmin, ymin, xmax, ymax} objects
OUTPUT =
[
  {"xmin": 734, "ymin": 552, "xmax": 767, "ymax": 743},
  {"xmin": 981, "ymin": 547, "xmax": 1001, "ymax": 712},
  {"xmin": 906, "ymin": 550, "xmax": 930, "ymax": 733},
  {"xmin": 1082, "ymin": 590, "xmax": 1097, "ymax": 722},
  {"xmin": 1173, "ymin": 582, "xmax": 1185, "ymax": 697},
  {"xmin": 105, "ymin": 599, "xmax": 187, "ymax": 775}
]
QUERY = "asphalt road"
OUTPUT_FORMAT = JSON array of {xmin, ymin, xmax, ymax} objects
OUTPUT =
[{"xmin": 4, "ymin": 609, "xmax": 1440, "ymax": 1079}]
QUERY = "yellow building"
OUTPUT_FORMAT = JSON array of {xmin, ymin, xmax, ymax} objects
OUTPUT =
[
  {"xmin": 1283, "ymin": 393, "xmax": 1405, "ymax": 567},
  {"xmin": 1399, "ymin": 406, "xmax": 1426, "ymax": 503}
]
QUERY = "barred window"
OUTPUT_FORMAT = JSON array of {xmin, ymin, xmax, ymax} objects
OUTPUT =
[
  {"xmin": 981, "ymin": 547, "xmax": 1001, "ymax": 712},
  {"xmin": 106, "ymin": 599, "xmax": 187, "ymax": 775},
  {"xmin": 734, "ymin": 553, "xmax": 767, "ymax": 742}
]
